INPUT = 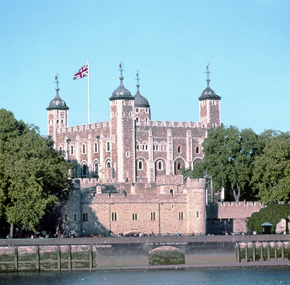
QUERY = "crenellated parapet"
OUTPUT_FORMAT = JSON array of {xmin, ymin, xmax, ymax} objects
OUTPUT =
[
  {"xmin": 142, "ymin": 120, "xmax": 209, "ymax": 129},
  {"xmin": 56, "ymin": 121, "xmax": 110, "ymax": 134}
]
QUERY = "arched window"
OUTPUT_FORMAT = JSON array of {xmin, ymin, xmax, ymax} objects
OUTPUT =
[
  {"xmin": 107, "ymin": 161, "xmax": 111, "ymax": 168},
  {"xmin": 106, "ymin": 141, "xmax": 110, "ymax": 152},
  {"xmin": 136, "ymin": 144, "xmax": 139, "ymax": 150},
  {"xmin": 138, "ymin": 161, "xmax": 143, "ymax": 170},
  {"xmin": 94, "ymin": 142, "xmax": 98, "ymax": 153},
  {"xmin": 94, "ymin": 163, "xmax": 98, "ymax": 175},
  {"xmin": 59, "ymin": 147, "xmax": 62, "ymax": 152},
  {"xmin": 170, "ymin": 189, "xmax": 174, "ymax": 197},
  {"xmin": 158, "ymin": 161, "xmax": 162, "ymax": 170},
  {"xmin": 136, "ymin": 117, "xmax": 139, "ymax": 123},
  {"xmin": 82, "ymin": 164, "xmax": 87, "ymax": 177},
  {"xmin": 82, "ymin": 144, "xmax": 86, "ymax": 154},
  {"xmin": 177, "ymin": 146, "xmax": 181, "ymax": 153},
  {"xmin": 196, "ymin": 146, "xmax": 199, "ymax": 154},
  {"xmin": 177, "ymin": 163, "xmax": 181, "ymax": 170},
  {"xmin": 71, "ymin": 145, "xmax": 74, "ymax": 155}
]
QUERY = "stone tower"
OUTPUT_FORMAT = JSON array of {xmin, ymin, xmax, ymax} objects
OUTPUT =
[
  {"xmin": 46, "ymin": 75, "xmax": 69, "ymax": 144},
  {"xmin": 109, "ymin": 64, "xmax": 136, "ymax": 182},
  {"xmin": 199, "ymin": 64, "xmax": 221, "ymax": 128},
  {"xmin": 134, "ymin": 71, "xmax": 151, "ymax": 125}
]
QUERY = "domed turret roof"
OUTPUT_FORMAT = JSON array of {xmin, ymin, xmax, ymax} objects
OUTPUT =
[
  {"xmin": 134, "ymin": 83, "xmax": 150, "ymax": 108},
  {"xmin": 199, "ymin": 64, "xmax": 221, "ymax": 101},
  {"xmin": 109, "ymin": 75, "xmax": 133, "ymax": 100},
  {"xmin": 46, "ymin": 87, "xmax": 69, "ymax": 110},
  {"xmin": 199, "ymin": 79, "xmax": 221, "ymax": 100}
]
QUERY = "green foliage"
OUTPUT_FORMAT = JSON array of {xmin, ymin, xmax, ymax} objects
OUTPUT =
[
  {"xmin": 183, "ymin": 125, "xmax": 260, "ymax": 201},
  {"xmin": 0, "ymin": 109, "xmax": 73, "ymax": 234},
  {"xmin": 252, "ymin": 132, "xmax": 290, "ymax": 204},
  {"xmin": 246, "ymin": 204, "xmax": 290, "ymax": 234}
]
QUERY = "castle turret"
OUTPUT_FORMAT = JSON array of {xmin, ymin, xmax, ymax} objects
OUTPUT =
[
  {"xmin": 46, "ymin": 74, "xmax": 69, "ymax": 143},
  {"xmin": 109, "ymin": 62, "xmax": 136, "ymax": 182},
  {"xmin": 199, "ymin": 64, "xmax": 221, "ymax": 128},
  {"xmin": 134, "ymin": 71, "xmax": 151, "ymax": 125}
]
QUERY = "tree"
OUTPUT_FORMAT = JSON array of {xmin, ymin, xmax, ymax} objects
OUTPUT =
[
  {"xmin": 252, "ymin": 132, "xmax": 290, "ymax": 204},
  {"xmin": 0, "ymin": 109, "xmax": 73, "ymax": 237},
  {"xmin": 246, "ymin": 204, "xmax": 290, "ymax": 234},
  {"xmin": 183, "ymin": 125, "xmax": 260, "ymax": 202}
]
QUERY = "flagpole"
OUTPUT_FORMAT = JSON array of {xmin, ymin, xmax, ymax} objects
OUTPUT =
[{"xmin": 88, "ymin": 59, "xmax": 90, "ymax": 124}]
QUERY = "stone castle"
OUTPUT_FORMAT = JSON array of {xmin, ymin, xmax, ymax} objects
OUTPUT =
[{"xmin": 46, "ymin": 64, "xmax": 263, "ymax": 237}]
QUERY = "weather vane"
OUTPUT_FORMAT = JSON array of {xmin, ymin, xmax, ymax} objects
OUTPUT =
[
  {"xmin": 55, "ymin": 73, "xmax": 59, "ymax": 87},
  {"xmin": 205, "ymin": 63, "xmax": 210, "ymax": 79},
  {"xmin": 119, "ymin": 61, "xmax": 124, "ymax": 76},
  {"xmin": 136, "ymin": 70, "xmax": 140, "ymax": 85}
]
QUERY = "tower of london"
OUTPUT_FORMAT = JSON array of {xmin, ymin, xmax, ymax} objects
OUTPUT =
[{"xmin": 46, "ymin": 64, "xmax": 226, "ymax": 237}]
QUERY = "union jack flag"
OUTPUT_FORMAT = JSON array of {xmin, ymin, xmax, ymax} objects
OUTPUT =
[{"xmin": 73, "ymin": 63, "xmax": 89, "ymax": 80}]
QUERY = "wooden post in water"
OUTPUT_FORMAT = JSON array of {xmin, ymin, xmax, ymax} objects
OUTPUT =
[
  {"xmin": 14, "ymin": 246, "xmax": 18, "ymax": 272},
  {"xmin": 267, "ymin": 244, "xmax": 270, "ymax": 261},
  {"xmin": 236, "ymin": 243, "xmax": 240, "ymax": 262},
  {"xmin": 57, "ymin": 246, "xmax": 61, "ymax": 271},
  {"xmin": 68, "ymin": 245, "xmax": 72, "ymax": 271},
  {"xmin": 89, "ymin": 245, "xmax": 93, "ymax": 270},
  {"xmin": 36, "ymin": 246, "xmax": 40, "ymax": 272}
]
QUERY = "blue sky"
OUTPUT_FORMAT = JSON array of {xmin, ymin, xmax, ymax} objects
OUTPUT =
[{"xmin": 1, "ymin": 0, "xmax": 289, "ymax": 135}]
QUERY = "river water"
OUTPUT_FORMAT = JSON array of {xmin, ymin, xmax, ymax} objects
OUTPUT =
[{"xmin": 1, "ymin": 267, "xmax": 290, "ymax": 285}]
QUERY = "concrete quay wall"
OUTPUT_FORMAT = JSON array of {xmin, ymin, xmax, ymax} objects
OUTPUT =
[{"xmin": 0, "ymin": 235, "xmax": 289, "ymax": 271}]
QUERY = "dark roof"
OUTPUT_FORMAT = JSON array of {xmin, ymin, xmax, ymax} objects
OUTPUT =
[
  {"xmin": 46, "ymin": 87, "xmax": 69, "ymax": 110},
  {"xmin": 134, "ymin": 84, "xmax": 150, "ymax": 108},
  {"xmin": 199, "ymin": 78, "xmax": 221, "ymax": 101},
  {"xmin": 109, "ymin": 76, "xmax": 133, "ymax": 101}
]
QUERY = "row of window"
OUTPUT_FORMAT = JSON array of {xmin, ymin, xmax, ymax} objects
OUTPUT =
[
  {"xmin": 62, "ymin": 142, "xmax": 200, "ymax": 155},
  {"xmin": 137, "ymin": 160, "xmax": 164, "ymax": 170},
  {"xmin": 48, "ymin": 119, "xmax": 64, "ymax": 125},
  {"xmin": 65, "ymin": 211, "xmax": 200, "ymax": 222}
]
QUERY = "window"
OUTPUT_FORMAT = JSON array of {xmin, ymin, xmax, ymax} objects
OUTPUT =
[
  {"xmin": 177, "ymin": 163, "xmax": 181, "ymax": 170},
  {"xmin": 82, "ymin": 144, "xmax": 86, "ymax": 154},
  {"xmin": 196, "ymin": 146, "xmax": 199, "ymax": 153},
  {"xmin": 94, "ymin": 163, "xmax": 98, "ymax": 175},
  {"xmin": 74, "ymin": 214, "xmax": 76, "ymax": 221},
  {"xmin": 48, "ymin": 120, "xmax": 50, "ymax": 124},
  {"xmin": 82, "ymin": 164, "xmax": 87, "ymax": 177},
  {"xmin": 136, "ymin": 117, "xmax": 139, "ymax": 123},
  {"xmin": 94, "ymin": 142, "xmax": 98, "ymax": 153},
  {"xmin": 136, "ymin": 144, "xmax": 139, "ymax": 150},
  {"xmin": 179, "ymin": 212, "xmax": 183, "ymax": 220},
  {"xmin": 65, "ymin": 214, "xmax": 67, "ymax": 221},
  {"xmin": 59, "ymin": 147, "xmax": 62, "ymax": 152},
  {"xmin": 138, "ymin": 161, "xmax": 143, "ymax": 170},
  {"xmin": 126, "ymin": 151, "xmax": 130, "ymax": 158},
  {"xmin": 112, "ymin": 212, "xmax": 117, "ymax": 221},
  {"xmin": 151, "ymin": 212, "xmax": 155, "ymax": 221},
  {"xmin": 158, "ymin": 161, "xmax": 162, "ymax": 170},
  {"xmin": 177, "ymin": 146, "xmax": 181, "ymax": 153},
  {"xmin": 132, "ymin": 213, "xmax": 137, "ymax": 220},
  {"xmin": 170, "ymin": 189, "xmax": 173, "ymax": 197},
  {"xmin": 106, "ymin": 141, "xmax": 110, "ymax": 152},
  {"xmin": 107, "ymin": 161, "xmax": 111, "ymax": 168},
  {"xmin": 136, "ymin": 108, "xmax": 139, "ymax": 113},
  {"xmin": 196, "ymin": 211, "xmax": 199, "ymax": 218},
  {"xmin": 61, "ymin": 120, "xmax": 63, "ymax": 124},
  {"xmin": 83, "ymin": 213, "xmax": 88, "ymax": 222},
  {"xmin": 71, "ymin": 145, "xmax": 74, "ymax": 155}
]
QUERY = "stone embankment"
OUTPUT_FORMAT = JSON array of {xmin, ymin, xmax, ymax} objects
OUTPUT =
[{"xmin": 0, "ymin": 235, "xmax": 289, "ymax": 272}]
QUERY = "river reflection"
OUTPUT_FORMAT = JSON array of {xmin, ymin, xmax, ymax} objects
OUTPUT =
[{"xmin": 1, "ymin": 267, "xmax": 290, "ymax": 284}]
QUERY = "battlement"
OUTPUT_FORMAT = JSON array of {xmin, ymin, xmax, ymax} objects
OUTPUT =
[
  {"xmin": 207, "ymin": 201, "xmax": 264, "ymax": 220},
  {"xmin": 185, "ymin": 177, "xmax": 206, "ymax": 189},
  {"xmin": 57, "ymin": 121, "xmax": 110, "ymax": 134},
  {"xmin": 139, "ymin": 120, "xmax": 209, "ymax": 129}
]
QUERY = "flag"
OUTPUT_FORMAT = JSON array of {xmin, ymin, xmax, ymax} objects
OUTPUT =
[{"xmin": 73, "ymin": 63, "xmax": 89, "ymax": 80}]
